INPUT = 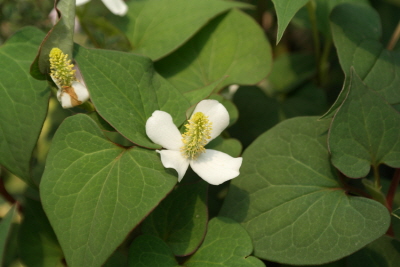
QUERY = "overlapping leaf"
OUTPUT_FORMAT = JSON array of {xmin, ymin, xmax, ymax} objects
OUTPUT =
[
  {"xmin": 119, "ymin": 0, "xmax": 251, "ymax": 60},
  {"xmin": 156, "ymin": 9, "xmax": 272, "ymax": 93},
  {"xmin": 142, "ymin": 181, "xmax": 208, "ymax": 256},
  {"xmin": 0, "ymin": 27, "xmax": 49, "ymax": 184},
  {"xmin": 18, "ymin": 199, "xmax": 64, "ymax": 267},
  {"xmin": 129, "ymin": 217, "xmax": 264, "ymax": 267},
  {"xmin": 30, "ymin": 0, "xmax": 75, "ymax": 79},
  {"xmin": 73, "ymin": 45, "xmax": 190, "ymax": 148},
  {"xmin": 40, "ymin": 114, "xmax": 177, "ymax": 267},
  {"xmin": 220, "ymin": 117, "xmax": 390, "ymax": 265},
  {"xmin": 328, "ymin": 70, "xmax": 400, "ymax": 178},
  {"xmin": 271, "ymin": 0, "xmax": 309, "ymax": 43},
  {"xmin": 330, "ymin": 3, "xmax": 400, "ymax": 104}
]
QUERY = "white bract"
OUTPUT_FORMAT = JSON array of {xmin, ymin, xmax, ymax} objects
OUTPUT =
[
  {"xmin": 76, "ymin": 0, "xmax": 128, "ymax": 16},
  {"xmin": 146, "ymin": 100, "xmax": 242, "ymax": 185}
]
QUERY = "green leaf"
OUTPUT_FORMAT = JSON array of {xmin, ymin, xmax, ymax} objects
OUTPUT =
[
  {"xmin": 272, "ymin": 0, "xmax": 309, "ymax": 44},
  {"xmin": 40, "ymin": 114, "xmax": 177, "ymax": 267},
  {"xmin": 185, "ymin": 217, "xmax": 265, "ymax": 267},
  {"xmin": 220, "ymin": 117, "xmax": 390, "ymax": 265},
  {"xmin": 330, "ymin": 3, "xmax": 400, "ymax": 104},
  {"xmin": 183, "ymin": 79, "xmax": 226, "ymax": 107},
  {"xmin": 346, "ymin": 235, "xmax": 400, "ymax": 267},
  {"xmin": 267, "ymin": 53, "xmax": 315, "ymax": 94},
  {"xmin": 0, "ymin": 27, "xmax": 49, "ymax": 184},
  {"xmin": 155, "ymin": 9, "xmax": 272, "ymax": 93},
  {"xmin": 74, "ymin": 45, "xmax": 190, "ymax": 149},
  {"xmin": 18, "ymin": 199, "xmax": 64, "ymax": 267},
  {"xmin": 128, "ymin": 235, "xmax": 179, "ymax": 267},
  {"xmin": 0, "ymin": 205, "xmax": 16, "ymax": 266},
  {"xmin": 329, "ymin": 70, "xmax": 400, "ymax": 178},
  {"xmin": 119, "ymin": 0, "xmax": 251, "ymax": 60},
  {"xmin": 30, "ymin": 0, "xmax": 76, "ymax": 79},
  {"xmin": 142, "ymin": 181, "xmax": 208, "ymax": 256}
]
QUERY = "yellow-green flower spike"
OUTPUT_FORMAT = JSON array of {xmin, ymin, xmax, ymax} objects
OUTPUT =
[
  {"xmin": 181, "ymin": 112, "xmax": 212, "ymax": 160},
  {"xmin": 49, "ymin": 48, "xmax": 76, "ymax": 87}
]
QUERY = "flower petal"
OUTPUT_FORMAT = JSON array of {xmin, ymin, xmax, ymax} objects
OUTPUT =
[
  {"xmin": 71, "ymin": 81, "xmax": 90, "ymax": 102},
  {"xmin": 157, "ymin": 150, "xmax": 190, "ymax": 182},
  {"xmin": 192, "ymin": 100, "xmax": 229, "ymax": 141},
  {"xmin": 76, "ymin": 0, "xmax": 91, "ymax": 6},
  {"xmin": 101, "ymin": 0, "xmax": 128, "ymax": 16},
  {"xmin": 59, "ymin": 92, "xmax": 73, "ymax": 109},
  {"xmin": 190, "ymin": 149, "xmax": 242, "ymax": 185},
  {"xmin": 146, "ymin": 111, "xmax": 182, "ymax": 150}
]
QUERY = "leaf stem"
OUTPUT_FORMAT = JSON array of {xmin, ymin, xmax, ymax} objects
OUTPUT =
[
  {"xmin": 306, "ymin": 0, "xmax": 321, "ymax": 84},
  {"xmin": 318, "ymin": 37, "xmax": 332, "ymax": 87},
  {"xmin": 387, "ymin": 21, "xmax": 400, "ymax": 51},
  {"xmin": 386, "ymin": 168, "xmax": 400, "ymax": 212},
  {"xmin": 373, "ymin": 164, "xmax": 381, "ymax": 189},
  {"xmin": 0, "ymin": 175, "xmax": 16, "ymax": 206}
]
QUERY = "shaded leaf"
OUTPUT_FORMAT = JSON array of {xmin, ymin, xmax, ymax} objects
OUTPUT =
[
  {"xmin": 18, "ymin": 199, "xmax": 64, "ymax": 267},
  {"xmin": 207, "ymin": 136, "xmax": 242, "ymax": 158},
  {"xmin": 31, "ymin": 0, "xmax": 75, "ymax": 79},
  {"xmin": 329, "ymin": 70, "xmax": 400, "ymax": 178},
  {"xmin": 272, "ymin": 0, "xmax": 309, "ymax": 44},
  {"xmin": 0, "ymin": 205, "xmax": 16, "ymax": 266},
  {"xmin": 220, "ymin": 117, "xmax": 390, "ymax": 265},
  {"xmin": 40, "ymin": 114, "xmax": 177, "ymax": 267},
  {"xmin": 0, "ymin": 27, "xmax": 49, "ymax": 185},
  {"xmin": 346, "ymin": 235, "xmax": 400, "ymax": 267},
  {"xmin": 185, "ymin": 217, "xmax": 265, "ymax": 267},
  {"xmin": 156, "ymin": 9, "xmax": 272, "ymax": 93},
  {"xmin": 128, "ymin": 235, "xmax": 179, "ymax": 267},
  {"xmin": 142, "ymin": 181, "xmax": 208, "ymax": 256},
  {"xmin": 74, "ymin": 45, "xmax": 190, "ymax": 149},
  {"xmin": 330, "ymin": 3, "xmax": 400, "ymax": 104},
  {"xmin": 120, "ymin": 0, "xmax": 251, "ymax": 60}
]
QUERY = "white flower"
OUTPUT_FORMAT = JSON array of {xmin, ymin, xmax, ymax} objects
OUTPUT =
[
  {"xmin": 76, "ymin": 0, "xmax": 128, "ymax": 16},
  {"xmin": 146, "ymin": 100, "xmax": 243, "ymax": 185},
  {"xmin": 49, "ymin": 48, "xmax": 90, "ymax": 109}
]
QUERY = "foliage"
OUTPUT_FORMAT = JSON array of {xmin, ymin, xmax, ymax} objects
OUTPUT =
[{"xmin": 0, "ymin": 0, "xmax": 399, "ymax": 266}]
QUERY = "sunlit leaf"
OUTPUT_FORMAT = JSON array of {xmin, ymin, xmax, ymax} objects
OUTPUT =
[
  {"xmin": 156, "ymin": 9, "xmax": 272, "ymax": 93},
  {"xmin": 40, "ymin": 114, "xmax": 177, "ymax": 267},
  {"xmin": 221, "ymin": 117, "xmax": 390, "ymax": 265},
  {"xmin": 74, "ymin": 45, "xmax": 190, "ymax": 148}
]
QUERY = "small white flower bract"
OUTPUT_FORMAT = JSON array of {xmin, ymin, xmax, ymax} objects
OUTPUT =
[
  {"xmin": 76, "ymin": 0, "xmax": 128, "ymax": 16},
  {"xmin": 146, "ymin": 100, "xmax": 243, "ymax": 185}
]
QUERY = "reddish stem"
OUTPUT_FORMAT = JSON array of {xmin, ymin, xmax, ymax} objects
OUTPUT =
[{"xmin": 386, "ymin": 169, "xmax": 400, "ymax": 212}]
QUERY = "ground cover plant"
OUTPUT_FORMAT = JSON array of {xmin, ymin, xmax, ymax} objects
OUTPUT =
[{"xmin": 0, "ymin": 0, "xmax": 400, "ymax": 266}]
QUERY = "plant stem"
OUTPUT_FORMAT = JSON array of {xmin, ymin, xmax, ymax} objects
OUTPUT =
[
  {"xmin": 306, "ymin": 0, "xmax": 321, "ymax": 84},
  {"xmin": 386, "ymin": 169, "xmax": 400, "ymax": 212},
  {"xmin": 318, "ymin": 37, "xmax": 332, "ymax": 87},
  {"xmin": 0, "ymin": 176, "xmax": 16, "ymax": 206},
  {"xmin": 373, "ymin": 164, "xmax": 381, "ymax": 189},
  {"xmin": 387, "ymin": 21, "xmax": 400, "ymax": 51}
]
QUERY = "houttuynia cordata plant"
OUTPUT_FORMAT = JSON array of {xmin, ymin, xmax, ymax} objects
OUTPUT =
[{"xmin": 0, "ymin": 0, "xmax": 399, "ymax": 266}]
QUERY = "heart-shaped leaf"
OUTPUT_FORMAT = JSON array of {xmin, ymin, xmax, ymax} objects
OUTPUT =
[
  {"xmin": 73, "ymin": 45, "xmax": 190, "ymax": 148},
  {"xmin": 142, "ymin": 181, "xmax": 208, "ymax": 256},
  {"xmin": 117, "ymin": 0, "xmax": 251, "ymax": 60},
  {"xmin": 155, "ymin": 9, "xmax": 272, "ymax": 93},
  {"xmin": 0, "ymin": 205, "xmax": 16, "ymax": 266},
  {"xmin": 271, "ymin": 0, "xmax": 309, "ymax": 44},
  {"xmin": 328, "ymin": 70, "xmax": 400, "ymax": 178},
  {"xmin": 220, "ymin": 117, "xmax": 390, "ymax": 265},
  {"xmin": 31, "ymin": 0, "xmax": 75, "ymax": 79},
  {"xmin": 18, "ymin": 199, "xmax": 64, "ymax": 267},
  {"xmin": 330, "ymin": 3, "xmax": 400, "ymax": 104},
  {"xmin": 0, "ymin": 27, "xmax": 49, "ymax": 185},
  {"xmin": 40, "ymin": 114, "xmax": 177, "ymax": 267}
]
